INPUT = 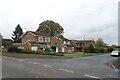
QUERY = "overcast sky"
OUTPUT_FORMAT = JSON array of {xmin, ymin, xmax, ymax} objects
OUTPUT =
[{"xmin": 0, "ymin": 0, "xmax": 119, "ymax": 45}]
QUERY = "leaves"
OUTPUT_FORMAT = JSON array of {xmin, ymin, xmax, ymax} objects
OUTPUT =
[
  {"xmin": 36, "ymin": 20, "xmax": 64, "ymax": 37},
  {"xmin": 12, "ymin": 24, "xmax": 23, "ymax": 43}
]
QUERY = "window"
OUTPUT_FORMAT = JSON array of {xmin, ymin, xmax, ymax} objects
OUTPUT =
[
  {"xmin": 28, "ymin": 39, "xmax": 30, "ymax": 41},
  {"xmin": 77, "ymin": 43, "xmax": 79, "ymax": 46},
  {"xmin": 31, "ymin": 46, "xmax": 38, "ymax": 51},
  {"xmin": 45, "ymin": 37, "xmax": 50, "ymax": 42},
  {"xmin": 64, "ymin": 41, "xmax": 66, "ymax": 44},
  {"xmin": 38, "ymin": 37, "xmax": 43, "ymax": 42},
  {"xmin": 39, "ymin": 37, "xmax": 50, "ymax": 42},
  {"xmin": 67, "ymin": 41, "xmax": 70, "ymax": 45}
]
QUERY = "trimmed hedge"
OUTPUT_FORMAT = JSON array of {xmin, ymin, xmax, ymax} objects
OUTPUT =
[{"xmin": 7, "ymin": 47, "xmax": 64, "ymax": 56}]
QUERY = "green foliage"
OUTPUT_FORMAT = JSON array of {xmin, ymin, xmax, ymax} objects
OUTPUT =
[
  {"xmin": 10, "ymin": 50, "xmax": 64, "ymax": 56},
  {"xmin": 107, "ymin": 47, "xmax": 114, "ymax": 52},
  {"xmin": 100, "ymin": 48, "xmax": 104, "ymax": 53},
  {"xmin": 12, "ymin": 24, "xmax": 23, "ymax": 43},
  {"xmin": 88, "ymin": 44, "xmax": 94, "ymax": 53},
  {"xmin": 96, "ymin": 38, "xmax": 106, "ymax": 48},
  {"xmin": 51, "ymin": 46, "xmax": 56, "ymax": 51},
  {"xmin": 8, "ymin": 46, "xmax": 22, "ymax": 53},
  {"xmin": 21, "ymin": 50, "xmax": 44, "ymax": 54},
  {"xmin": 36, "ymin": 20, "xmax": 64, "ymax": 37}
]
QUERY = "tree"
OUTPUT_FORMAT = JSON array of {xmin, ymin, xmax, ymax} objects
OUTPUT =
[
  {"xmin": 88, "ymin": 43, "xmax": 94, "ymax": 53},
  {"xmin": 36, "ymin": 20, "xmax": 64, "ymax": 37},
  {"xmin": 96, "ymin": 38, "xmax": 106, "ymax": 53},
  {"xmin": 12, "ymin": 24, "xmax": 23, "ymax": 43}
]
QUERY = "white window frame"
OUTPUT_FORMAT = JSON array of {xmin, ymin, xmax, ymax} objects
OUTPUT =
[
  {"xmin": 67, "ymin": 41, "xmax": 70, "ymax": 45},
  {"xmin": 38, "ymin": 37, "xmax": 43, "ymax": 42},
  {"xmin": 63, "ymin": 41, "xmax": 66, "ymax": 44},
  {"xmin": 45, "ymin": 37, "xmax": 50, "ymax": 42}
]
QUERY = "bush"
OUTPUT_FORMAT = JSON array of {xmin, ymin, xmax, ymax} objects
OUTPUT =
[
  {"xmin": 21, "ymin": 50, "xmax": 44, "ymax": 54},
  {"xmin": 51, "ymin": 46, "xmax": 56, "ymax": 51},
  {"xmin": 8, "ymin": 47, "xmax": 22, "ymax": 53},
  {"xmin": 100, "ymin": 48, "xmax": 104, "ymax": 53}
]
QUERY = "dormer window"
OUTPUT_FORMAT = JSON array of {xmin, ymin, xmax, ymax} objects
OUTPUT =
[{"xmin": 38, "ymin": 37, "xmax": 43, "ymax": 42}]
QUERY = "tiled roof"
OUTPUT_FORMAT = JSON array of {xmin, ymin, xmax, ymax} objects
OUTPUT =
[
  {"xmin": 58, "ymin": 35, "xmax": 70, "ymax": 41},
  {"xmin": 73, "ymin": 40, "xmax": 95, "ymax": 42},
  {"xmin": 29, "ymin": 31, "xmax": 51, "ymax": 37}
]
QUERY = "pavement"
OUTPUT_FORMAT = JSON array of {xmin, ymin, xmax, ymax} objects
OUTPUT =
[{"xmin": 1, "ymin": 52, "xmax": 119, "ymax": 79}]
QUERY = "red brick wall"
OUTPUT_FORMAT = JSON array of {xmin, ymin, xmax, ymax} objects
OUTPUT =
[
  {"xmin": 24, "ymin": 43, "xmax": 31, "ymax": 51},
  {"xmin": 22, "ymin": 32, "xmax": 38, "ymax": 43},
  {"xmin": 51, "ymin": 37, "xmax": 63, "ymax": 46}
]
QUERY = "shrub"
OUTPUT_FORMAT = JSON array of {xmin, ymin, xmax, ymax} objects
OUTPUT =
[
  {"xmin": 8, "ymin": 46, "xmax": 22, "ymax": 53},
  {"xmin": 51, "ymin": 46, "xmax": 56, "ymax": 51},
  {"xmin": 21, "ymin": 50, "xmax": 44, "ymax": 54},
  {"xmin": 100, "ymin": 48, "xmax": 104, "ymax": 53}
]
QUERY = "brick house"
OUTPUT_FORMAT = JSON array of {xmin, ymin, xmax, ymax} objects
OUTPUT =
[
  {"xmin": 20, "ymin": 31, "xmax": 51, "ymax": 51},
  {"xmin": 73, "ymin": 40, "xmax": 95, "ymax": 52},
  {"xmin": 58, "ymin": 35, "xmax": 75, "ymax": 52},
  {"xmin": 19, "ymin": 31, "xmax": 74, "ymax": 52}
]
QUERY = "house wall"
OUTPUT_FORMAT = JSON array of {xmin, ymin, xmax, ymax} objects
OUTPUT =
[
  {"xmin": 74, "ymin": 41, "xmax": 96, "ymax": 52},
  {"xmin": 22, "ymin": 32, "xmax": 38, "ymax": 43},
  {"xmin": 51, "ymin": 37, "xmax": 63, "ymax": 46},
  {"xmin": 51, "ymin": 37, "xmax": 69, "ymax": 52},
  {"xmin": 24, "ymin": 43, "xmax": 32, "ymax": 51}
]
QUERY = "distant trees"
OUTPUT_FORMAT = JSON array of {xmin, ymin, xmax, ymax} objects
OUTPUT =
[
  {"xmin": 36, "ymin": 20, "xmax": 64, "ymax": 37},
  {"xmin": 88, "ymin": 43, "xmax": 94, "ymax": 53},
  {"xmin": 96, "ymin": 38, "xmax": 106, "ymax": 53},
  {"xmin": 12, "ymin": 24, "xmax": 23, "ymax": 43},
  {"xmin": 96, "ymin": 38, "xmax": 106, "ymax": 47}
]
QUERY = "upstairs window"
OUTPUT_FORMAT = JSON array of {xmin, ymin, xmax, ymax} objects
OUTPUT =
[
  {"xmin": 45, "ymin": 37, "xmax": 50, "ymax": 42},
  {"xmin": 38, "ymin": 37, "xmax": 43, "ymax": 42},
  {"xmin": 67, "ymin": 41, "xmax": 70, "ymax": 45},
  {"xmin": 64, "ymin": 41, "xmax": 66, "ymax": 44}
]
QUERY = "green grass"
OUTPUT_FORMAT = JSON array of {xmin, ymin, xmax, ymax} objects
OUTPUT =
[{"xmin": 63, "ymin": 52, "xmax": 92, "ymax": 57}]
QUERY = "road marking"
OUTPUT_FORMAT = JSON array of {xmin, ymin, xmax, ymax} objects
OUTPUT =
[
  {"xmin": 84, "ymin": 75, "xmax": 101, "ymax": 79},
  {"xmin": 115, "ymin": 69, "xmax": 118, "ymax": 72},
  {"xmin": 110, "ymin": 64, "xmax": 118, "ymax": 72},
  {"xmin": 59, "ymin": 68, "xmax": 74, "ymax": 73},
  {"xmin": 19, "ymin": 59, "xmax": 23, "ymax": 62},
  {"xmin": 33, "ymin": 62, "xmax": 38, "ymax": 64},
  {"xmin": 111, "ymin": 65, "xmax": 116, "ymax": 69},
  {"xmin": 28, "ymin": 62, "xmax": 38, "ymax": 64},
  {"xmin": 43, "ymin": 65, "xmax": 52, "ymax": 68}
]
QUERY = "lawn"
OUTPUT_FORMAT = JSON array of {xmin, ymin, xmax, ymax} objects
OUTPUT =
[{"xmin": 63, "ymin": 52, "xmax": 92, "ymax": 57}]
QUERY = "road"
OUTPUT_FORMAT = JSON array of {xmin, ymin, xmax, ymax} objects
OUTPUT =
[{"xmin": 1, "ymin": 52, "xmax": 119, "ymax": 79}]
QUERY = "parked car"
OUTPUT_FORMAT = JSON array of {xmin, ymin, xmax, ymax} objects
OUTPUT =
[{"xmin": 111, "ymin": 50, "xmax": 120, "ymax": 57}]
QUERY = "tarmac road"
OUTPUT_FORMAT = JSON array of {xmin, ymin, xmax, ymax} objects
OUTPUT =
[{"xmin": 1, "ymin": 52, "xmax": 119, "ymax": 79}]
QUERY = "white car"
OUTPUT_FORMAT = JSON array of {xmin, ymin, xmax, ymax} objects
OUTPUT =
[{"xmin": 111, "ymin": 50, "xmax": 120, "ymax": 57}]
